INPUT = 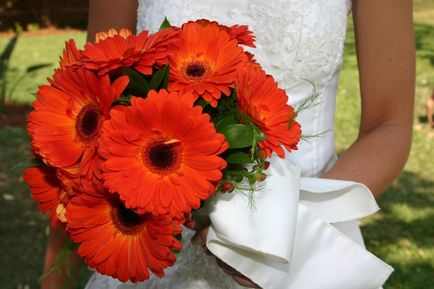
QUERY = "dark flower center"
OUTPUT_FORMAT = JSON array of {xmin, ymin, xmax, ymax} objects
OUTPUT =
[
  {"xmin": 143, "ymin": 140, "xmax": 181, "ymax": 174},
  {"xmin": 111, "ymin": 201, "xmax": 147, "ymax": 235},
  {"xmin": 76, "ymin": 105, "xmax": 102, "ymax": 143},
  {"xmin": 186, "ymin": 63, "xmax": 206, "ymax": 77},
  {"xmin": 81, "ymin": 110, "xmax": 99, "ymax": 136},
  {"xmin": 148, "ymin": 143, "xmax": 177, "ymax": 169}
]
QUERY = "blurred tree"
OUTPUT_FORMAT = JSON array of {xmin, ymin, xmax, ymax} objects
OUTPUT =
[{"xmin": 0, "ymin": 0, "xmax": 88, "ymax": 31}]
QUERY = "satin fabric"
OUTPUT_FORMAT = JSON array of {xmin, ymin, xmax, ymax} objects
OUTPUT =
[{"xmin": 206, "ymin": 156, "xmax": 393, "ymax": 289}]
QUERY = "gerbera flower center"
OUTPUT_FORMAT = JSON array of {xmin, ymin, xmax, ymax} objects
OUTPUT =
[
  {"xmin": 111, "ymin": 201, "xmax": 148, "ymax": 235},
  {"xmin": 182, "ymin": 60, "xmax": 212, "ymax": 81},
  {"xmin": 75, "ymin": 105, "xmax": 102, "ymax": 143},
  {"xmin": 186, "ymin": 63, "xmax": 206, "ymax": 77},
  {"xmin": 143, "ymin": 139, "xmax": 182, "ymax": 175}
]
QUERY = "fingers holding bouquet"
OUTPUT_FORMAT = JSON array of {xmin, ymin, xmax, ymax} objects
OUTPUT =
[{"xmin": 191, "ymin": 224, "xmax": 261, "ymax": 289}]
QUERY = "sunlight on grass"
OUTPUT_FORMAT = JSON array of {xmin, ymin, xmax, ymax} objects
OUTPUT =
[
  {"xmin": 389, "ymin": 203, "xmax": 433, "ymax": 223},
  {"xmin": 0, "ymin": 32, "xmax": 86, "ymax": 103}
]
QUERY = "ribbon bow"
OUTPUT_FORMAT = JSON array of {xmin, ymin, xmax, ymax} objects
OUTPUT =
[{"xmin": 206, "ymin": 155, "xmax": 393, "ymax": 289}]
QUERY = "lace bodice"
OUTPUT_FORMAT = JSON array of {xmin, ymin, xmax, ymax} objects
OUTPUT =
[
  {"xmin": 85, "ymin": 1, "xmax": 354, "ymax": 289},
  {"xmin": 138, "ymin": 0, "xmax": 350, "ymax": 92}
]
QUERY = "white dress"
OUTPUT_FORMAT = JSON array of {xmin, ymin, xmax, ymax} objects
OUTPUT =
[{"xmin": 85, "ymin": 1, "xmax": 381, "ymax": 288}]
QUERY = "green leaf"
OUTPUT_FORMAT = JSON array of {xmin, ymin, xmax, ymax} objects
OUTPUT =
[
  {"xmin": 0, "ymin": 34, "xmax": 18, "ymax": 62},
  {"xmin": 220, "ymin": 124, "xmax": 254, "ymax": 149},
  {"xmin": 248, "ymin": 174, "xmax": 256, "ymax": 185},
  {"xmin": 162, "ymin": 65, "xmax": 170, "ymax": 89},
  {"xmin": 225, "ymin": 151, "xmax": 252, "ymax": 164},
  {"xmin": 112, "ymin": 95, "xmax": 131, "ymax": 106},
  {"xmin": 149, "ymin": 65, "xmax": 169, "ymax": 89},
  {"xmin": 26, "ymin": 63, "xmax": 52, "ymax": 73},
  {"xmin": 215, "ymin": 115, "xmax": 236, "ymax": 131},
  {"xmin": 195, "ymin": 98, "xmax": 210, "ymax": 108},
  {"xmin": 0, "ymin": 34, "xmax": 19, "ymax": 82},
  {"xmin": 14, "ymin": 157, "xmax": 44, "ymax": 170},
  {"xmin": 39, "ymin": 238, "xmax": 78, "ymax": 285},
  {"xmin": 121, "ymin": 67, "xmax": 150, "ymax": 96},
  {"xmin": 159, "ymin": 17, "xmax": 172, "ymax": 31}
]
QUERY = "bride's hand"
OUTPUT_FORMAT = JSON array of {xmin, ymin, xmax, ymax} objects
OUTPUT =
[{"xmin": 191, "ymin": 225, "xmax": 261, "ymax": 289}]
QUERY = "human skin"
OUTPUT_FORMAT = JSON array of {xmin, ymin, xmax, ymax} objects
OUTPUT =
[
  {"xmin": 426, "ymin": 88, "xmax": 434, "ymax": 128},
  {"xmin": 41, "ymin": 0, "xmax": 415, "ymax": 288},
  {"xmin": 40, "ymin": 226, "xmax": 82, "ymax": 289}
]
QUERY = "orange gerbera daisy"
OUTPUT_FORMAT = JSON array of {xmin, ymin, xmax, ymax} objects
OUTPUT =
[
  {"xmin": 190, "ymin": 20, "xmax": 256, "ymax": 48},
  {"xmin": 236, "ymin": 65, "xmax": 301, "ymax": 158},
  {"xmin": 168, "ymin": 21, "xmax": 247, "ymax": 107},
  {"xmin": 27, "ymin": 68, "xmax": 129, "ymax": 184},
  {"xmin": 66, "ymin": 190, "xmax": 182, "ymax": 282},
  {"xmin": 228, "ymin": 25, "xmax": 256, "ymax": 48},
  {"xmin": 59, "ymin": 39, "xmax": 82, "ymax": 70},
  {"xmin": 99, "ymin": 90, "xmax": 228, "ymax": 216},
  {"xmin": 244, "ymin": 51, "xmax": 263, "ymax": 71},
  {"xmin": 23, "ymin": 165, "xmax": 77, "ymax": 227},
  {"xmin": 81, "ymin": 27, "xmax": 179, "ymax": 76},
  {"xmin": 144, "ymin": 26, "xmax": 181, "ymax": 67}
]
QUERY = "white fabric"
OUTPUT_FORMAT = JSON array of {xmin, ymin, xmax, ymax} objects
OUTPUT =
[
  {"xmin": 299, "ymin": 177, "xmax": 381, "ymax": 223},
  {"xmin": 205, "ymin": 157, "xmax": 301, "ymax": 264},
  {"xmin": 85, "ymin": 1, "xmax": 394, "ymax": 289},
  {"xmin": 206, "ymin": 158, "xmax": 393, "ymax": 289}
]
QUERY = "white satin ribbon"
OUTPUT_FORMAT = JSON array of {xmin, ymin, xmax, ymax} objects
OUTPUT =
[
  {"xmin": 205, "ymin": 156, "xmax": 393, "ymax": 289},
  {"xmin": 300, "ymin": 177, "xmax": 380, "ymax": 223}
]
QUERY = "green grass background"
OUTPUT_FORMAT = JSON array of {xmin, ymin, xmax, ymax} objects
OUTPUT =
[{"xmin": 1, "ymin": 2, "xmax": 433, "ymax": 288}]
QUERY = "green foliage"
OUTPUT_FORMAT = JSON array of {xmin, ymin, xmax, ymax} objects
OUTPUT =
[
  {"xmin": 39, "ymin": 239, "xmax": 79, "ymax": 288},
  {"xmin": 120, "ymin": 66, "xmax": 150, "ymax": 96},
  {"xmin": 0, "ymin": 31, "xmax": 86, "ymax": 104},
  {"xmin": 219, "ymin": 124, "xmax": 254, "ymax": 149},
  {"xmin": 159, "ymin": 17, "xmax": 172, "ymax": 31},
  {"xmin": 224, "ymin": 151, "xmax": 251, "ymax": 165},
  {"xmin": 149, "ymin": 65, "xmax": 169, "ymax": 89},
  {"xmin": 112, "ymin": 95, "xmax": 132, "ymax": 106},
  {"xmin": 215, "ymin": 115, "xmax": 236, "ymax": 131},
  {"xmin": 0, "ymin": 34, "xmax": 19, "ymax": 106},
  {"xmin": 295, "ymin": 80, "xmax": 320, "ymax": 115},
  {"xmin": 116, "ymin": 65, "xmax": 170, "ymax": 105},
  {"xmin": 0, "ymin": 34, "xmax": 51, "ymax": 109},
  {"xmin": 13, "ymin": 157, "xmax": 44, "ymax": 170},
  {"xmin": 26, "ymin": 23, "xmax": 41, "ymax": 32},
  {"xmin": 0, "ymin": 34, "xmax": 18, "ymax": 65}
]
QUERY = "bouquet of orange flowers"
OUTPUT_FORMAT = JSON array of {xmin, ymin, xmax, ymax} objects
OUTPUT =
[{"xmin": 23, "ymin": 19, "xmax": 301, "ymax": 282}]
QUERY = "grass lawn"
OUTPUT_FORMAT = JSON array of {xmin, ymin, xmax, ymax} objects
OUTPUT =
[{"xmin": 1, "ymin": 5, "xmax": 433, "ymax": 289}]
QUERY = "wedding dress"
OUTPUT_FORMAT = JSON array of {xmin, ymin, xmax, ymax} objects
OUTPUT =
[{"xmin": 85, "ymin": 1, "xmax": 392, "ymax": 288}]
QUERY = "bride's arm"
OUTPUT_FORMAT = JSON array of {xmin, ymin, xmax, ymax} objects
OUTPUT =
[
  {"xmin": 322, "ymin": 0, "xmax": 415, "ymax": 196},
  {"xmin": 195, "ymin": 0, "xmax": 415, "ymax": 288},
  {"xmin": 41, "ymin": 228, "xmax": 82, "ymax": 289},
  {"xmin": 87, "ymin": 0, "xmax": 138, "ymax": 41}
]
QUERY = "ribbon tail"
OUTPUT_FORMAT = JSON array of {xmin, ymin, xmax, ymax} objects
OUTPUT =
[
  {"xmin": 300, "ymin": 177, "xmax": 380, "ymax": 223},
  {"xmin": 207, "ymin": 203, "xmax": 393, "ymax": 289}
]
